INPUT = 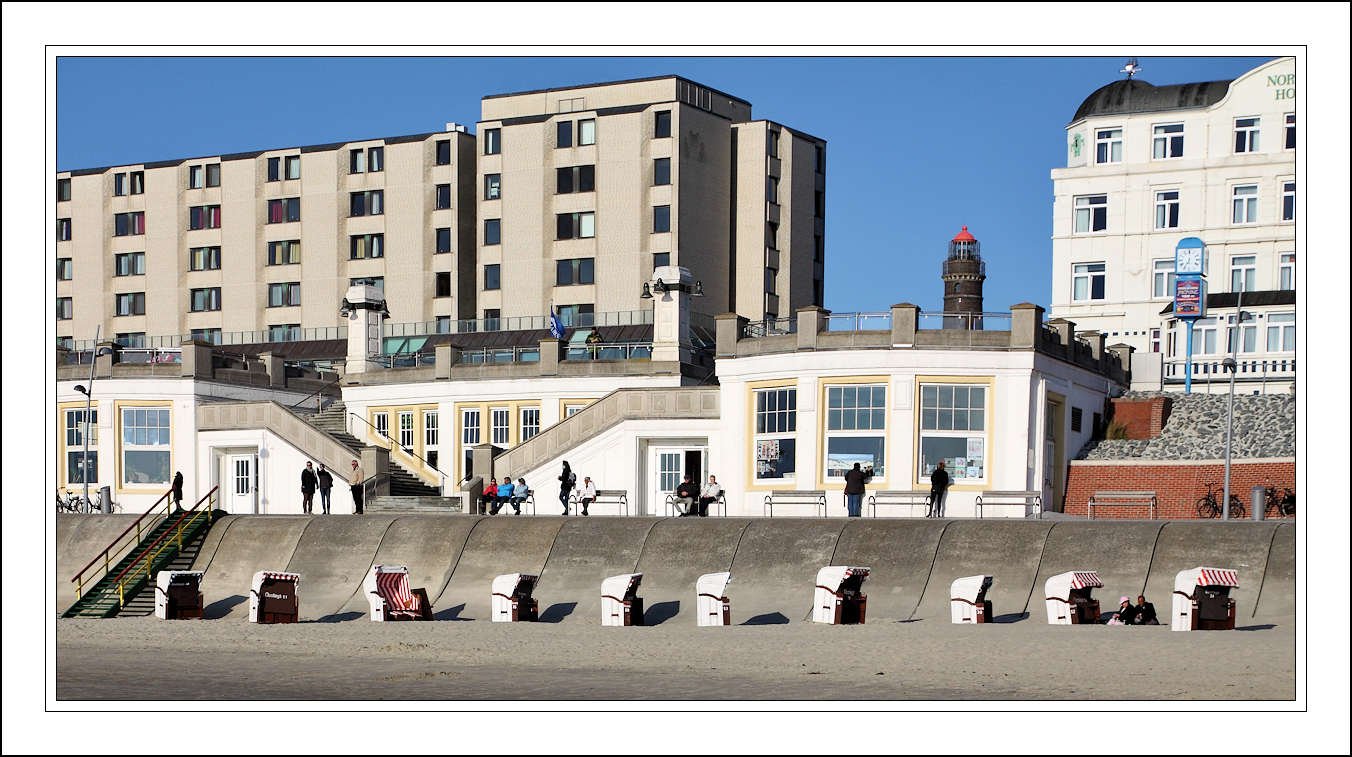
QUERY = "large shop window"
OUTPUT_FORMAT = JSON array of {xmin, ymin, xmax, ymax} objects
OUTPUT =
[
  {"xmin": 66, "ymin": 409, "xmax": 98, "ymax": 484},
  {"xmin": 919, "ymin": 384, "xmax": 987, "ymax": 484},
  {"xmin": 122, "ymin": 407, "xmax": 171, "ymax": 485},
  {"xmin": 825, "ymin": 385, "xmax": 886, "ymax": 479},
  {"xmin": 753, "ymin": 388, "xmax": 796, "ymax": 480}
]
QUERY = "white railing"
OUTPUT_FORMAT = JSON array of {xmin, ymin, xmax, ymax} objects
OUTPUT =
[
  {"xmin": 917, "ymin": 312, "xmax": 1013, "ymax": 331},
  {"xmin": 826, "ymin": 312, "xmax": 892, "ymax": 331},
  {"xmin": 1163, "ymin": 357, "xmax": 1295, "ymax": 386}
]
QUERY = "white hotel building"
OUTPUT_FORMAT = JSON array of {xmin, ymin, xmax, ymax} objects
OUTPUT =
[{"xmin": 1050, "ymin": 57, "xmax": 1296, "ymax": 393}]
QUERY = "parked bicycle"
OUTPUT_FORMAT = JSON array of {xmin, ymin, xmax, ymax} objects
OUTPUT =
[
  {"xmin": 1196, "ymin": 481, "xmax": 1245, "ymax": 519},
  {"xmin": 1264, "ymin": 481, "xmax": 1296, "ymax": 518},
  {"xmin": 56, "ymin": 491, "xmax": 82, "ymax": 513}
]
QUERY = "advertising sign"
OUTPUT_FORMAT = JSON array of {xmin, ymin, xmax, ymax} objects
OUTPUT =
[{"xmin": 1174, "ymin": 278, "xmax": 1205, "ymax": 318}]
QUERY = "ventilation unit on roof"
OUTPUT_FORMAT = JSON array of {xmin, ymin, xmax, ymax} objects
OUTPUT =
[{"xmin": 445, "ymin": 123, "xmax": 467, "ymax": 133}]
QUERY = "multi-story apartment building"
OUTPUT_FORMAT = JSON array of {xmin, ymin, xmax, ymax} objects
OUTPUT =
[
  {"xmin": 55, "ymin": 127, "xmax": 479, "ymax": 348},
  {"xmin": 1049, "ymin": 58, "xmax": 1296, "ymax": 391},
  {"xmin": 475, "ymin": 75, "xmax": 826, "ymax": 324}
]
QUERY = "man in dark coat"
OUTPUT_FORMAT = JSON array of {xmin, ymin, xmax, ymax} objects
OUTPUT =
[
  {"xmin": 171, "ymin": 471, "xmax": 184, "ymax": 509},
  {"xmin": 316, "ymin": 464, "xmax": 334, "ymax": 514},
  {"xmin": 843, "ymin": 463, "xmax": 867, "ymax": 517},
  {"xmin": 929, "ymin": 461, "xmax": 950, "ymax": 518},
  {"xmin": 559, "ymin": 461, "xmax": 576, "ymax": 515},
  {"xmin": 300, "ymin": 461, "xmax": 318, "ymax": 514},
  {"xmin": 674, "ymin": 475, "xmax": 698, "ymax": 516},
  {"xmin": 1133, "ymin": 594, "xmax": 1159, "ymax": 625}
]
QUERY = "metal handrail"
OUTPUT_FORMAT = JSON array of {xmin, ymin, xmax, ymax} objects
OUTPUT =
[
  {"xmin": 347, "ymin": 413, "xmax": 452, "ymax": 487},
  {"xmin": 70, "ymin": 488, "xmax": 172, "ymax": 598},
  {"xmin": 289, "ymin": 376, "xmax": 342, "ymax": 412},
  {"xmin": 111, "ymin": 488, "xmax": 219, "ymax": 608}
]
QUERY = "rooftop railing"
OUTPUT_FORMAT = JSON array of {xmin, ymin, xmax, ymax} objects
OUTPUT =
[
  {"xmin": 459, "ymin": 347, "xmax": 540, "ymax": 364},
  {"xmin": 743, "ymin": 317, "xmax": 798, "ymax": 338},
  {"xmin": 385, "ymin": 309, "xmax": 656, "ymax": 337},
  {"xmin": 917, "ymin": 312, "xmax": 1013, "ymax": 331},
  {"xmin": 826, "ymin": 312, "xmax": 892, "ymax": 331}
]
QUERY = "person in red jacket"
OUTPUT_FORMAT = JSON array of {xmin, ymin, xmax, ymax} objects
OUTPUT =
[{"xmin": 479, "ymin": 478, "xmax": 499, "ymax": 514}]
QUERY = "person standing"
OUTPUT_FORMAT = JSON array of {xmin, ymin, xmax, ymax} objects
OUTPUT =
[
  {"xmin": 929, "ymin": 461, "xmax": 950, "ymax": 518},
  {"xmin": 300, "ymin": 462, "xmax": 318, "ymax": 514},
  {"xmin": 349, "ymin": 459, "xmax": 366, "ymax": 515},
  {"xmin": 171, "ymin": 471, "xmax": 184, "ymax": 510},
  {"xmin": 579, "ymin": 476, "xmax": 597, "ymax": 516},
  {"xmin": 843, "ymin": 462, "xmax": 867, "ymax": 517},
  {"xmin": 698, "ymin": 475, "xmax": 723, "ymax": 517},
  {"xmin": 585, "ymin": 328, "xmax": 603, "ymax": 359},
  {"xmin": 674, "ymin": 475, "xmax": 698, "ymax": 516},
  {"xmin": 316, "ymin": 464, "xmax": 333, "ymax": 515},
  {"xmin": 559, "ymin": 461, "xmax": 576, "ymax": 515}
]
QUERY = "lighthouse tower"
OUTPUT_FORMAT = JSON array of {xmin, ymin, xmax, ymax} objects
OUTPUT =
[{"xmin": 942, "ymin": 226, "xmax": 986, "ymax": 330}]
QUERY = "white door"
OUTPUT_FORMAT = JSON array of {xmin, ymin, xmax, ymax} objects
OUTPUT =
[
  {"xmin": 1043, "ymin": 402, "xmax": 1057, "ymax": 510},
  {"xmin": 229, "ymin": 454, "xmax": 254, "ymax": 514},
  {"xmin": 650, "ymin": 447, "xmax": 708, "ymax": 516}
]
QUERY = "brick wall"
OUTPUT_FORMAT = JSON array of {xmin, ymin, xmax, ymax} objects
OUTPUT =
[
  {"xmin": 1106, "ymin": 396, "xmax": 1172, "ymax": 439},
  {"xmin": 1064, "ymin": 459, "xmax": 1295, "ymax": 519}
]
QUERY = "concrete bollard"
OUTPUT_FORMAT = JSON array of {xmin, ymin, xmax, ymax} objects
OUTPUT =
[{"xmin": 1251, "ymin": 486, "xmax": 1265, "ymax": 521}]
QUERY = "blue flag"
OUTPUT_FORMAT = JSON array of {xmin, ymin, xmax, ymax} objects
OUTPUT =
[{"xmin": 549, "ymin": 307, "xmax": 565, "ymax": 339}]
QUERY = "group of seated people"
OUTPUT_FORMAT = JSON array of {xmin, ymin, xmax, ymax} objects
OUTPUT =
[
  {"xmin": 479, "ymin": 477, "xmax": 531, "ymax": 515},
  {"xmin": 1107, "ymin": 594, "xmax": 1159, "ymax": 625},
  {"xmin": 672, "ymin": 475, "xmax": 723, "ymax": 517}
]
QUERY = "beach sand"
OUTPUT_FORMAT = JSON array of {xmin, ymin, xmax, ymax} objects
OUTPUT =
[{"xmin": 56, "ymin": 614, "xmax": 1295, "ymax": 701}]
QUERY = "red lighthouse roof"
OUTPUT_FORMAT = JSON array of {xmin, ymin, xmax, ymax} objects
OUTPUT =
[{"xmin": 952, "ymin": 225, "xmax": 977, "ymax": 242}]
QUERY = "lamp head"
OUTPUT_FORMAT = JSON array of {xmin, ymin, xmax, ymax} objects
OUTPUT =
[
  {"xmin": 74, "ymin": 384, "xmax": 88, "ymax": 396},
  {"xmin": 1222, "ymin": 357, "xmax": 1237, "ymax": 370},
  {"xmin": 95, "ymin": 347, "xmax": 113, "ymax": 357},
  {"xmin": 692, "ymin": 280, "xmax": 704, "ymax": 298},
  {"xmin": 654, "ymin": 278, "xmax": 669, "ymax": 294},
  {"xmin": 640, "ymin": 282, "xmax": 653, "ymax": 300},
  {"xmin": 339, "ymin": 298, "xmax": 352, "ymax": 318}
]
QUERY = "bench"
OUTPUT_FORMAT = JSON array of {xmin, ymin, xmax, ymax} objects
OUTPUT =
[
  {"xmin": 763, "ymin": 490, "xmax": 827, "ymax": 518},
  {"xmin": 570, "ymin": 489, "xmax": 629, "ymax": 516},
  {"xmin": 1087, "ymin": 491, "xmax": 1157, "ymax": 520},
  {"xmin": 866, "ymin": 490, "xmax": 933, "ymax": 518},
  {"xmin": 663, "ymin": 492, "xmax": 727, "ymax": 517},
  {"xmin": 975, "ymin": 491, "xmax": 1044, "ymax": 519}
]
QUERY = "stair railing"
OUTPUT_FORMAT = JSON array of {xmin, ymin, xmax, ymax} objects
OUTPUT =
[
  {"xmin": 289, "ymin": 377, "xmax": 342, "ymax": 412},
  {"xmin": 109, "ymin": 487, "xmax": 219, "ymax": 609},
  {"xmin": 346, "ymin": 413, "xmax": 450, "ymax": 492},
  {"xmin": 70, "ymin": 487, "xmax": 172, "ymax": 601}
]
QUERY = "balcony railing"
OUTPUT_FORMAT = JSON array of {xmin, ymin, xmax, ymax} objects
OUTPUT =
[
  {"xmin": 386, "ymin": 309, "xmax": 656, "ymax": 337},
  {"xmin": 1163, "ymin": 357, "xmax": 1295, "ymax": 385},
  {"xmin": 826, "ymin": 312, "xmax": 892, "ymax": 331},
  {"xmin": 743, "ymin": 318, "xmax": 797, "ymax": 338},
  {"xmin": 459, "ymin": 347, "xmax": 541, "ymax": 364},
  {"xmin": 118, "ymin": 348, "xmax": 182, "ymax": 364},
  {"xmin": 66, "ymin": 327, "xmax": 348, "ymax": 352},
  {"xmin": 566, "ymin": 342, "xmax": 653, "ymax": 361},
  {"xmin": 917, "ymin": 312, "xmax": 1012, "ymax": 331}
]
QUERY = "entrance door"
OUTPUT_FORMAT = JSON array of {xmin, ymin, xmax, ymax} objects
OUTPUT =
[
  {"xmin": 229, "ymin": 454, "xmax": 254, "ymax": 514},
  {"xmin": 1043, "ymin": 402, "xmax": 1058, "ymax": 512}
]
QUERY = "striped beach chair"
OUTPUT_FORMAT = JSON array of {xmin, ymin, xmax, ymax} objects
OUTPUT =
[{"xmin": 364, "ymin": 565, "xmax": 432, "ymax": 621}]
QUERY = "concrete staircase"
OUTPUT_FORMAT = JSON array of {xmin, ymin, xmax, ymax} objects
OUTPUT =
[{"xmin": 311, "ymin": 400, "xmax": 460, "ymax": 508}]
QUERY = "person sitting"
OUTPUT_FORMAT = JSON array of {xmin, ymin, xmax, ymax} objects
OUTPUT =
[
  {"xmin": 1133, "ymin": 594, "xmax": 1159, "ymax": 625},
  {"xmin": 698, "ymin": 475, "xmax": 723, "ymax": 517},
  {"xmin": 674, "ymin": 475, "xmax": 699, "ymax": 516},
  {"xmin": 479, "ymin": 478, "xmax": 498, "ymax": 514},
  {"xmin": 579, "ymin": 476, "xmax": 597, "ymax": 516},
  {"xmin": 1108, "ymin": 596, "xmax": 1138, "ymax": 625},
  {"xmin": 492, "ymin": 479, "xmax": 514, "ymax": 515},
  {"xmin": 509, "ymin": 478, "xmax": 530, "ymax": 515}
]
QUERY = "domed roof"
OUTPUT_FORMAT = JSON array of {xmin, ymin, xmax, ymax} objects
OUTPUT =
[
  {"xmin": 952, "ymin": 225, "xmax": 976, "ymax": 243},
  {"xmin": 1072, "ymin": 78, "xmax": 1232, "ymax": 123}
]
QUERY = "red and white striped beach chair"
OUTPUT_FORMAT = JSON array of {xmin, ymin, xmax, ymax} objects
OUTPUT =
[
  {"xmin": 1172, "ymin": 567, "xmax": 1239, "ymax": 631},
  {"xmin": 1044, "ymin": 571, "xmax": 1103, "ymax": 625},
  {"xmin": 364, "ymin": 565, "xmax": 432, "ymax": 621}
]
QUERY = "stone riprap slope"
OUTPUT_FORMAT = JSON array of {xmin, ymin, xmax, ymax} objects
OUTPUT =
[{"xmin": 1078, "ymin": 391, "xmax": 1294, "ymax": 461}]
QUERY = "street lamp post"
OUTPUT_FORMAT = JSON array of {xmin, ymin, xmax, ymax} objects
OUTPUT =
[
  {"xmin": 73, "ymin": 327, "xmax": 113, "ymax": 513},
  {"xmin": 1221, "ymin": 289, "xmax": 1248, "ymax": 522}
]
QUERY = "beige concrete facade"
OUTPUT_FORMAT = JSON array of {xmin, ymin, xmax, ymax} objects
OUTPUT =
[{"xmin": 56, "ymin": 128, "xmax": 477, "ymax": 346}]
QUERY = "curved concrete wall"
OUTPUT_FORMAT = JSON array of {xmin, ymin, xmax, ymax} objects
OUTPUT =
[{"xmin": 84, "ymin": 516, "xmax": 1294, "ymax": 625}]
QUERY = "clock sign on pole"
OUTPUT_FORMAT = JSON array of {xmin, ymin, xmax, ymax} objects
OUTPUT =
[{"xmin": 1173, "ymin": 237, "xmax": 1207, "ymax": 394}]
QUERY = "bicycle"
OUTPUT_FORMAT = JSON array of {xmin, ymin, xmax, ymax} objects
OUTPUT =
[
  {"xmin": 56, "ymin": 492, "xmax": 82, "ymax": 514},
  {"xmin": 1264, "ymin": 481, "xmax": 1296, "ymax": 518},
  {"xmin": 1196, "ymin": 482, "xmax": 1245, "ymax": 519}
]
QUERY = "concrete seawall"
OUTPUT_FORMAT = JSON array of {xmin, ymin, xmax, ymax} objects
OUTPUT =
[{"xmin": 56, "ymin": 515, "xmax": 1297, "ymax": 622}]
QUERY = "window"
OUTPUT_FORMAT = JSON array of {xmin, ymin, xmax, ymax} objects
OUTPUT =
[
  {"xmin": 754, "ymin": 387, "xmax": 796, "ymax": 480},
  {"xmin": 1074, "ymin": 195, "xmax": 1107, "ymax": 233},
  {"xmin": 424, "ymin": 410, "xmax": 440, "ymax": 456},
  {"xmin": 115, "ymin": 212, "xmax": 145, "ymax": 236},
  {"xmin": 565, "ymin": 404, "xmax": 586, "ymax": 418},
  {"xmin": 484, "ymin": 309, "xmax": 501, "ymax": 331},
  {"xmin": 767, "ymin": 176, "xmax": 779, "ymax": 204},
  {"xmin": 484, "ymin": 219, "xmax": 500, "ymax": 245},
  {"xmin": 766, "ymin": 222, "xmax": 778, "ymax": 250},
  {"xmin": 557, "ymin": 121, "xmax": 573, "ymax": 148},
  {"xmin": 1073, "ymin": 263, "xmax": 1106, "ymax": 301},
  {"xmin": 350, "ymin": 146, "xmax": 383, "ymax": 173},
  {"xmin": 267, "ymin": 240, "xmax": 300, "ymax": 266},
  {"xmin": 349, "ymin": 276, "xmax": 383, "ymax": 293},
  {"xmin": 768, "ymin": 129, "xmax": 780, "ymax": 158},
  {"xmin": 65, "ymin": 409, "xmax": 98, "ymax": 484},
  {"xmin": 190, "ymin": 246, "xmax": 221, "ymax": 271},
  {"xmin": 1153, "ymin": 123, "xmax": 1184, "ymax": 159},
  {"xmin": 1229, "ymin": 256, "xmax": 1256, "ymax": 293},
  {"xmin": 122, "ymin": 407, "xmax": 171, "ymax": 485},
  {"xmin": 919, "ymin": 384, "xmax": 987, "ymax": 484},
  {"xmin": 654, "ymin": 110, "xmax": 671, "ymax": 138},
  {"xmin": 57, "ymin": 257, "xmax": 73, "ymax": 280},
  {"xmin": 462, "ymin": 409, "xmax": 481, "ymax": 446},
  {"xmin": 484, "ymin": 264, "xmax": 500, "ymax": 291},
  {"xmin": 520, "ymin": 408, "xmax": 541, "ymax": 441},
  {"xmin": 373, "ymin": 412, "xmax": 389, "ymax": 439},
  {"xmin": 436, "ymin": 139, "xmax": 452, "ymax": 165},
  {"xmin": 206, "ymin": 163, "xmax": 220, "ymax": 187},
  {"xmin": 1281, "ymin": 182, "xmax": 1295, "ymax": 222},
  {"xmin": 484, "ymin": 174, "xmax": 501, "ymax": 200},
  {"xmin": 1153, "ymin": 259, "xmax": 1176, "ymax": 298},
  {"xmin": 114, "ymin": 172, "xmax": 128, "ymax": 196},
  {"xmin": 268, "ymin": 198, "xmax": 300, "ymax": 224},
  {"xmin": 268, "ymin": 324, "xmax": 300, "ymax": 342},
  {"xmin": 130, "ymin": 171, "xmax": 144, "ymax": 194},
  {"xmin": 115, "ymin": 332, "xmax": 146, "ymax": 348},
  {"xmin": 350, "ymin": 234, "xmax": 384, "ymax": 260},
  {"xmin": 654, "ymin": 157, "xmax": 670, "ymax": 186},
  {"xmin": 1167, "ymin": 326, "xmax": 1177, "ymax": 357},
  {"xmin": 826, "ymin": 385, "xmax": 887, "ymax": 479},
  {"xmin": 1227, "ymin": 315, "xmax": 1258, "ymax": 354},
  {"xmin": 436, "ymin": 228, "xmax": 452, "ymax": 254},
  {"xmin": 398, "ymin": 411, "xmax": 415, "ymax": 452},
  {"xmin": 1234, "ymin": 118, "xmax": 1260, "ymax": 153},
  {"xmin": 189, "ymin": 165, "xmax": 203, "ymax": 189},
  {"xmin": 814, "ymin": 235, "xmax": 824, "ymax": 263},
  {"xmin": 115, "ymin": 292, "xmax": 146, "ymax": 316},
  {"xmin": 556, "ymin": 258, "xmax": 595, "ymax": 286},
  {"xmin": 436, "ymin": 272, "xmax": 452, "ymax": 298},
  {"xmin": 1267, "ymin": 313, "xmax": 1295, "ymax": 352},
  {"xmin": 190, "ymin": 287, "xmax": 221, "ymax": 312},
  {"xmin": 435, "ymin": 184, "xmax": 451, "ymax": 209},
  {"xmin": 1279, "ymin": 253, "xmax": 1295, "ymax": 291},
  {"xmin": 1231, "ymin": 185, "xmax": 1258, "ymax": 225},
  {"xmin": 815, "ymin": 190, "xmax": 825, "ymax": 218},
  {"xmin": 57, "ymin": 297, "xmax": 72, "ymax": 320},
  {"xmin": 351, "ymin": 190, "xmax": 384, "ymax": 217},
  {"xmin": 578, "ymin": 119, "xmax": 595, "ymax": 146},
  {"xmin": 557, "ymin": 303, "xmax": 593, "ymax": 326},
  {"xmin": 556, "ymin": 165, "xmax": 595, "ymax": 194},
  {"xmin": 814, "ymin": 279, "xmax": 823, "ymax": 307},
  {"xmin": 267, "ymin": 157, "xmax": 280, "ymax": 182},
  {"xmin": 350, "ymin": 148, "xmax": 365, "ymax": 173},
  {"xmin": 115, "ymin": 252, "xmax": 145, "ymax": 277},
  {"xmin": 653, "ymin": 205, "xmax": 670, "ymax": 233},
  {"xmin": 491, "ymin": 408, "xmax": 510, "ymax": 445},
  {"xmin": 267, "ymin": 156, "xmax": 300, "ymax": 181},
  {"xmin": 484, "ymin": 129, "xmax": 501, "ymax": 155},
  {"xmin": 190, "ymin": 205, "xmax": 221, "ymax": 230},
  {"xmin": 58, "ymin": 218, "xmax": 72, "ymax": 241},
  {"xmin": 58, "ymin": 178, "xmax": 71, "ymax": 202},
  {"xmin": 1197, "ymin": 318, "xmax": 1219, "ymax": 354},
  {"xmin": 267, "ymin": 282, "xmax": 301, "ymax": 307},
  {"xmin": 190, "ymin": 328, "xmax": 222, "ymax": 344},
  {"xmin": 556, "ymin": 212, "xmax": 596, "ymax": 240},
  {"xmin": 1095, "ymin": 128, "xmax": 1122, "ymax": 164},
  {"xmin": 653, "ymin": 252, "xmax": 670, "ymax": 268},
  {"xmin": 1154, "ymin": 191, "xmax": 1179, "ymax": 229},
  {"xmin": 1151, "ymin": 329, "xmax": 1161, "ymax": 353},
  {"xmin": 1285, "ymin": 114, "xmax": 1295, "ymax": 150},
  {"xmin": 764, "ymin": 267, "xmax": 776, "ymax": 294}
]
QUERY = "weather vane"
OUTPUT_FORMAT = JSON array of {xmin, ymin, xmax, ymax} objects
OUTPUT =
[{"xmin": 1120, "ymin": 57, "xmax": 1143, "ymax": 79}]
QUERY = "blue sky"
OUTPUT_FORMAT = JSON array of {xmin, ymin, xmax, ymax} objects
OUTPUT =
[{"xmin": 57, "ymin": 55, "xmax": 1275, "ymax": 314}]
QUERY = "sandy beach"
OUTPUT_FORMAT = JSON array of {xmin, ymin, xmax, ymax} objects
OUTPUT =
[{"xmin": 56, "ymin": 614, "xmax": 1295, "ymax": 701}]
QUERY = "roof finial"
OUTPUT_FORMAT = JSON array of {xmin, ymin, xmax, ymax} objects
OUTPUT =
[{"xmin": 1120, "ymin": 57, "xmax": 1143, "ymax": 80}]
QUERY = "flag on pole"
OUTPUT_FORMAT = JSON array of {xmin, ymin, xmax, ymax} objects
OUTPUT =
[{"xmin": 549, "ymin": 302, "xmax": 565, "ymax": 339}]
